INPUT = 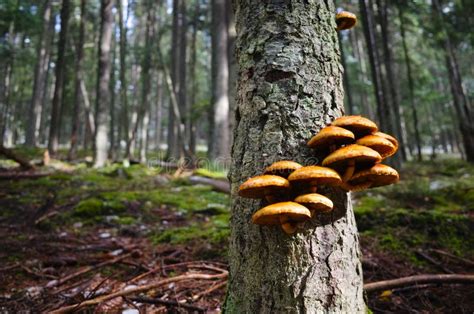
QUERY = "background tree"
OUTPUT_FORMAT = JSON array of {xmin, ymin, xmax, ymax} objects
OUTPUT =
[{"xmin": 94, "ymin": 0, "xmax": 114, "ymax": 167}]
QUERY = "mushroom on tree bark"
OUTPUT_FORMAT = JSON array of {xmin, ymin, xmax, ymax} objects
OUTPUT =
[
  {"xmin": 238, "ymin": 174, "xmax": 290, "ymax": 204},
  {"xmin": 336, "ymin": 11, "xmax": 357, "ymax": 31},
  {"xmin": 307, "ymin": 126, "xmax": 355, "ymax": 153},
  {"xmin": 264, "ymin": 160, "xmax": 302, "ymax": 178},
  {"xmin": 331, "ymin": 115, "xmax": 378, "ymax": 138},
  {"xmin": 288, "ymin": 165, "xmax": 342, "ymax": 193},
  {"xmin": 252, "ymin": 201, "xmax": 311, "ymax": 235}
]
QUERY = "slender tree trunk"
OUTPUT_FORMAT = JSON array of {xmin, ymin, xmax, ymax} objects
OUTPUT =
[
  {"xmin": 227, "ymin": 0, "xmax": 237, "ymax": 150},
  {"xmin": 138, "ymin": 0, "xmax": 155, "ymax": 163},
  {"xmin": 109, "ymin": 29, "xmax": 117, "ymax": 160},
  {"xmin": 167, "ymin": 0, "xmax": 187, "ymax": 160},
  {"xmin": 154, "ymin": 71, "xmax": 164, "ymax": 150},
  {"xmin": 188, "ymin": 0, "xmax": 199, "ymax": 155},
  {"xmin": 48, "ymin": 0, "xmax": 70, "ymax": 155},
  {"xmin": 209, "ymin": 0, "xmax": 230, "ymax": 161},
  {"xmin": 377, "ymin": 0, "xmax": 406, "ymax": 164},
  {"xmin": 339, "ymin": 33, "xmax": 354, "ymax": 115},
  {"xmin": 117, "ymin": 0, "xmax": 130, "ymax": 159},
  {"xmin": 432, "ymin": 0, "xmax": 474, "ymax": 162},
  {"xmin": 397, "ymin": 2, "xmax": 422, "ymax": 161},
  {"xmin": 226, "ymin": 1, "xmax": 365, "ymax": 312},
  {"xmin": 68, "ymin": 0, "xmax": 87, "ymax": 160},
  {"xmin": 94, "ymin": 0, "xmax": 114, "ymax": 167},
  {"xmin": 359, "ymin": 0, "xmax": 391, "ymax": 132},
  {"xmin": 26, "ymin": 0, "xmax": 52, "ymax": 147}
]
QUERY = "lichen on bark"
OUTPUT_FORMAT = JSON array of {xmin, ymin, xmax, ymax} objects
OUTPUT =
[{"xmin": 226, "ymin": 0, "xmax": 366, "ymax": 312}]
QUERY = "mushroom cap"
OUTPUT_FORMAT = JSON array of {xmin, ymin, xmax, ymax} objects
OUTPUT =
[
  {"xmin": 356, "ymin": 134, "xmax": 397, "ymax": 158},
  {"xmin": 349, "ymin": 164, "xmax": 399, "ymax": 188},
  {"xmin": 288, "ymin": 166, "xmax": 342, "ymax": 186},
  {"xmin": 239, "ymin": 175, "xmax": 290, "ymax": 199},
  {"xmin": 294, "ymin": 193, "xmax": 333, "ymax": 213},
  {"xmin": 373, "ymin": 131, "xmax": 399, "ymax": 152},
  {"xmin": 336, "ymin": 11, "xmax": 357, "ymax": 31},
  {"xmin": 331, "ymin": 115, "xmax": 378, "ymax": 137},
  {"xmin": 322, "ymin": 144, "xmax": 382, "ymax": 169},
  {"xmin": 264, "ymin": 160, "xmax": 303, "ymax": 178},
  {"xmin": 252, "ymin": 202, "xmax": 311, "ymax": 225},
  {"xmin": 307, "ymin": 126, "xmax": 355, "ymax": 149}
]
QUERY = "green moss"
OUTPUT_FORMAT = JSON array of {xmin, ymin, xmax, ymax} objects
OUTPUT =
[
  {"xmin": 116, "ymin": 216, "xmax": 136, "ymax": 225},
  {"xmin": 194, "ymin": 168, "xmax": 228, "ymax": 180},
  {"xmin": 73, "ymin": 197, "xmax": 125, "ymax": 218}
]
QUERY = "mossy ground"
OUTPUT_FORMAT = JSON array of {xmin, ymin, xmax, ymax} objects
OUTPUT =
[
  {"xmin": 1, "ymin": 149, "xmax": 473, "ymax": 312},
  {"xmin": 354, "ymin": 158, "xmax": 474, "ymax": 264}
]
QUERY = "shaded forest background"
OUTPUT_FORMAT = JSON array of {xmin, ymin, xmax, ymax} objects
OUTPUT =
[{"xmin": 0, "ymin": 0, "xmax": 472, "ymax": 166}]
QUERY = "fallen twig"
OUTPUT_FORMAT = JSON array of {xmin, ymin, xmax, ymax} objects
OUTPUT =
[
  {"xmin": 192, "ymin": 280, "xmax": 227, "ymax": 301},
  {"xmin": 0, "ymin": 145, "xmax": 34, "ymax": 170},
  {"xmin": 429, "ymin": 249, "xmax": 474, "ymax": 267},
  {"xmin": 415, "ymin": 251, "xmax": 454, "ymax": 274},
  {"xmin": 189, "ymin": 176, "xmax": 230, "ymax": 193},
  {"xmin": 364, "ymin": 273, "xmax": 474, "ymax": 292},
  {"xmin": 50, "ymin": 272, "xmax": 228, "ymax": 313},
  {"xmin": 48, "ymin": 251, "xmax": 136, "ymax": 288},
  {"xmin": 129, "ymin": 296, "xmax": 206, "ymax": 312}
]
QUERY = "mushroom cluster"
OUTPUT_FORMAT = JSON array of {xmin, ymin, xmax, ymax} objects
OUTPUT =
[
  {"xmin": 239, "ymin": 161, "xmax": 340, "ymax": 234},
  {"xmin": 312, "ymin": 115, "xmax": 400, "ymax": 191},
  {"xmin": 238, "ymin": 115, "xmax": 400, "ymax": 235}
]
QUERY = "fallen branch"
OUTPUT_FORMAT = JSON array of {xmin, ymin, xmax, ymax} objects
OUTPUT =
[
  {"xmin": 0, "ymin": 171, "xmax": 53, "ymax": 180},
  {"xmin": 192, "ymin": 280, "xmax": 227, "ymax": 301},
  {"xmin": 415, "ymin": 250, "xmax": 453, "ymax": 274},
  {"xmin": 0, "ymin": 145, "xmax": 34, "ymax": 170},
  {"xmin": 129, "ymin": 296, "xmax": 205, "ymax": 312},
  {"xmin": 49, "ymin": 251, "xmax": 136, "ymax": 288},
  {"xmin": 50, "ymin": 272, "xmax": 228, "ymax": 313},
  {"xmin": 364, "ymin": 274, "xmax": 474, "ymax": 292},
  {"xmin": 429, "ymin": 249, "xmax": 474, "ymax": 267},
  {"xmin": 189, "ymin": 176, "xmax": 230, "ymax": 193}
]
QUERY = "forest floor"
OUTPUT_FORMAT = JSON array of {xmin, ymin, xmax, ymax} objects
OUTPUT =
[{"xmin": 0, "ymin": 148, "xmax": 473, "ymax": 313}]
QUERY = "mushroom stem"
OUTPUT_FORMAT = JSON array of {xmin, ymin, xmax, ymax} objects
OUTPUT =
[
  {"xmin": 265, "ymin": 194, "xmax": 277, "ymax": 204},
  {"xmin": 342, "ymin": 160, "xmax": 355, "ymax": 182},
  {"xmin": 279, "ymin": 216, "xmax": 297, "ymax": 235},
  {"xmin": 329, "ymin": 144, "xmax": 337, "ymax": 153}
]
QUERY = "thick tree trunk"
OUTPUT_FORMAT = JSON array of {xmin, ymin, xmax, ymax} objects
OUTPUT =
[
  {"xmin": 68, "ymin": 0, "xmax": 87, "ymax": 160},
  {"xmin": 226, "ymin": 1, "xmax": 365, "ymax": 312},
  {"xmin": 94, "ymin": 0, "xmax": 114, "ymax": 167},
  {"xmin": 209, "ymin": 0, "xmax": 230, "ymax": 160},
  {"xmin": 188, "ymin": 0, "xmax": 199, "ymax": 155},
  {"xmin": 26, "ymin": 0, "xmax": 52, "ymax": 147},
  {"xmin": 48, "ymin": 0, "xmax": 70, "ymax": 155},
  {"xmin": 397, "ymin": 2, "xmax": 422, "ymax": 161}
]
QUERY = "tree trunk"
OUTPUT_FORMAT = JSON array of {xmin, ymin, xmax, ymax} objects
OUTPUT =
[
  {"xmin": 188, "ymin": 0, "xmax": 199, "ymax": 155},
  {"xmin": 154, "ymin": 71, "xmax": 164, "ymax": 150},
  {"xmin": 26, "ymin": 0, "xmax": 52, "ymax": 147},
  {"xmin": 118, "ymin": 0, "xmax": 130, "ymax": 159},
  {"xmin": 138, "ymin": 0, "xmax": 155, "ymax": 163},
  {"xmin": 94, "ymin": 0, "xmax": 114, "ymax": 167},
  {"xmin": 209, "ymin": 0, "xmax": 230, "ymax": 161},
  {"xmin": 225, "ymin": 1, "xmax": 365, "ymax": 312},
  {"xmin": 339, "ymin": 33, "xmax": 354, "ymax": 115},
  {"xmin": 432, "ymin": 0, "xmax": 474, "ymax": 162},
  {"xmin": 227, "ymin": 0, "xmax": 237, "ymax": 151},
  {"xmin": 377, "ymin": 0, "xmax": 406, "ymax": 164},
  {"xmin": 68, "ymin": 0, "xmax": 87, "ymax": 160},
  {"xmin": 397, "ymin": 1, "xmax": 422, "ymax": 161},
  {"xmin": 359, "ymin": 0, "xmax": 392, "ymax": 133},
  {"xmin": 167, "ymin": 0, "xmax": 187, "ymax": 160},
  {"xmin": 48, "ymin": 0, "xmax": 70, "ymax": 155}
]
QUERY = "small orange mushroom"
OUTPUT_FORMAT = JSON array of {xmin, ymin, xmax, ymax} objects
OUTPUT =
[
  {"xmin": 331, "ymin": 115, "xmax": 378, "ymax": 138},
  {"xmin": 239, "ymin": 175, "xmax": 290, "ymax": 203},
  {"xmin": 307, "ymin": 126, "xmax": 355, "ymax": 153},
  {"xmin": 356, "ymin": 134, "xmax": 397, "ymax": 159},
  {"xmin": 252, "ymin": 201, "xmax": 311, "ymax": 234},
  {"xmin": 336, "ymin": 11, "xmax": 357, "ymax": 31},
  {"xmin": 347, "ymin": 164, "xmax": 399, "ymax": 190},
  {"xmin": 264, "ymin": 160, "xmax": 302, "ymax": 178},
  {"xmin": 294, "ymin": 193, "xmax": 333, "ymax": 216},
  {"xmin": 288, "ymin": 166, "xmax": 342, "ymax": 193}
]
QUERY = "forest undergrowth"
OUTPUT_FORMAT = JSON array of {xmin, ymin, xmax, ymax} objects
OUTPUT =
[{"xmin": 0, "ymin": 148, "xmax": 472, "ymax": 312}]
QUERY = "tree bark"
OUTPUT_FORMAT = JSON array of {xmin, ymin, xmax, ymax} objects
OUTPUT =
[
  {"xmin": 377, "ymin": 0, "xmax": 406, "ymax": 164},
  {"xmin": 48, "ymin": 0, "xmax": 71, "ymax": 155},
  {"xmin": 68, "ymin": 0, "xmax": 87, "ymax": 160},
  {"xmin": 118, "ymin": 0, "xmax": 131, "ymax": 159},
  {"xmin": 432, "ymin": 0, "xmax": 474, "ymax": 162},
  {"xmin": 397, "ymin": 1, "xmax": 422, "ymax": 161},
  {"xmin": 167, "ymin": 0, "xmax": 187, "ymax": 160},
  {"xmin": 359, "ymin": 0, "xmax": 392, "ymax": 133},
  {"xmin": 94, "ymin": 0, "xmax": 114, "ymax": 167},
  {"xmin": 226, "ymin": 1, "xmax": 365, "ymax": 312},
  {"xmin": 209, "ymin": 0, "xmax": 230, "ymax": 161},
  {"xmin": 188, "ymin": 0, "xmax": 200, "ymax": 155},
  {"xmin": 26, "ymin": 0, "xmax": 52, "ymax": 147}
]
